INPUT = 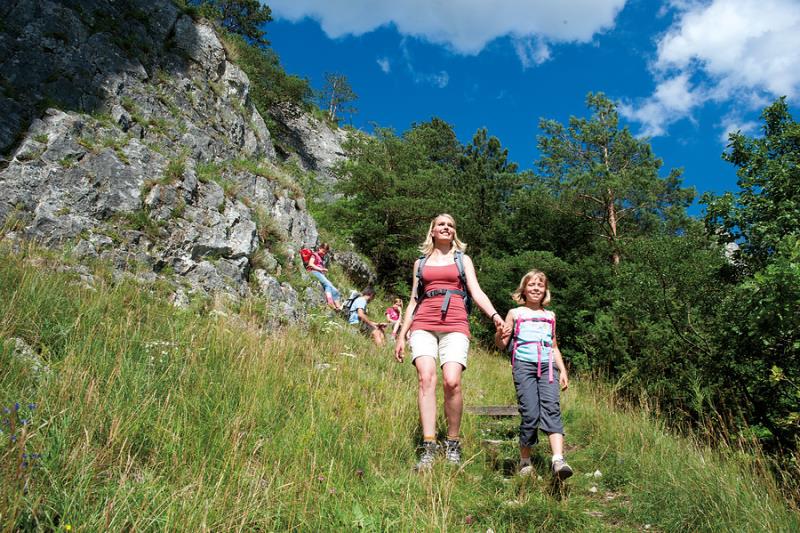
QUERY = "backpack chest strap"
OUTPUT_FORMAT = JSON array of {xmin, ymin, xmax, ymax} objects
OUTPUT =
[{"xmin": 423, "ymin": 288, "xmax": 467, "ymax": 316}]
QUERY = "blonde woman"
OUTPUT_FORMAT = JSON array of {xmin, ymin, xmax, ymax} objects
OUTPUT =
[{"xmin": 395, "ymin": 214, "xmax": 507, "ymax": 471}]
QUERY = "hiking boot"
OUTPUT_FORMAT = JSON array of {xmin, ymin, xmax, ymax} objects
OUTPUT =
[
  {"xmin": 444, "ymin": 439, "xmax": 462, "ymax": 465},
  {"xmin": 552, "ymin": 458, "xmax": 573, "ymax": 480},
  {"xmin": 414, "ymin": 441, "xmax": 438, "ymax": 472},
  {"xmin": 518, "ymin": 462, "xmax": 534, "ymax": 477}
]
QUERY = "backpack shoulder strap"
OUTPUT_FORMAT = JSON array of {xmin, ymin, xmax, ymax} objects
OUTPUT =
[
  {"xmin": 415, "ymin": 254, "xmax": 428, "ymax": 302},
  {"xmin": 453, "ymin": 251, "xmax": 471, "ymax": 312}
]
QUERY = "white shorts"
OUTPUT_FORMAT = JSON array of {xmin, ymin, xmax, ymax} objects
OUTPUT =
[{"xmin": 409, "ymin": 330, "xmax": 470, "ymax": 369}]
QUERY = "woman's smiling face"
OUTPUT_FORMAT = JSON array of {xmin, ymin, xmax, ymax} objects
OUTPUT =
[{"xmin": 431, "ymin": 215, "xmax": 456, "ymax": 242}]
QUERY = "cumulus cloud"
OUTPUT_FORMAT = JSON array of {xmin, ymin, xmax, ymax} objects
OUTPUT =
[
  {"xmin": 621, "ymin": 0, "xmax": 800, "ymax": 137},
  {"xmin": 268, "ymin": 0, "xmax": 627, "ymax": 60},
  {"xmin": 376, "ymin": 57, "xmax": 391, "ymax": 73}
]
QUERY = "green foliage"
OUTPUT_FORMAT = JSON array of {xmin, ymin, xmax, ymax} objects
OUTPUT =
[
  {"xmin": 1, "ymin": 246, "xmax": 798, "ymax": 530},
  {"xmin": 317, "ymin": 72, "xmax": 358, "ymax": 123},
  {"xmin": 193, "ymin": 0, "xmax": 272, "ymax": 46},
  {"xmin": 703, "ymin": 97, "xmax": 800, "ymax": 271},
  {"xmin": 537, "ymin": 92, "xmax": 695, "ymax": 263},
  {"xmin": 220, "ymin": 33, "xmax": 312, "ymax": 114}
]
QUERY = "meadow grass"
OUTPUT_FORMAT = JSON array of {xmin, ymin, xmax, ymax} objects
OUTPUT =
[{"xmin": 1, "ymin": 246, "xmax": 798, "ymax": 531}]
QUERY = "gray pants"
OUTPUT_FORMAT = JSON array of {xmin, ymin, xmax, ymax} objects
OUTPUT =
[{"xmin": 512, "ymin": 360, "xmax": 564, "ymax": 447}]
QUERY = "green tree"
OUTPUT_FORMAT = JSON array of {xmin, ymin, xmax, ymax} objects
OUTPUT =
[
  {"xmin": 319, "ymin": 73, "xmax": 358, "ymax": 123},
  {"xmin": 537, "ymin": 92, "xmax": 694, "ymax": 264},
  {"xmin": 321, "ymin": 123, "xmax": 453, "ymax": 291},
  {"xmin": 196, "ymin": 0, "xmax": 272, "ymax": 46},
  {"xmin": 455, "ymin": 128, "xmax": 520, "ymax": 257},
  {"xmin": 703, "ymin": 97, "xmax": 800, "ymax": 271}
]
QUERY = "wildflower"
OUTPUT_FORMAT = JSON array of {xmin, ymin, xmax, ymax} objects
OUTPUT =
[
  {"xmin": 65, "ymin": 525, "xmax": 72, "ymax": 531},
  {"xmin": 465, "ymin": 515, "xmax": 474, "ymax": 525},
  {"xmin": 28, "ymin": 403, "xmax": 36, "ymax": 410},
  {"xmin": 14, "ymin": 402, "xmax": 19, "ymax": 411},
  {"xmin": 317, "ymin": 475, "xmax": 325, "ymax": 482},
  {"xmin": 2, "ymin": 407, "xmax": 9, "ymax": 414}
]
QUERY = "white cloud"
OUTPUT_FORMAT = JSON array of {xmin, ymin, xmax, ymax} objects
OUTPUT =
[
  {"xmin": 622, "ymin": 0, "xmax": 800, "ymax": 137},
  {"xmin": 417, "ymin": 70, "xmax": 449, "ymax": 89},
  {"xmin": 268, "ymin": 0, "xmax": 627, "ymax": 60},
  {"xmin": 376, "ymin": 57, "xmax": 391, "ymax": 73},
  {"xmin": 512, "ymin": 36, "xmax": 551, "ymax": 69},
  {"xmin": 718, "ymin": 116, "xmax": 760, "ymax": 145}
]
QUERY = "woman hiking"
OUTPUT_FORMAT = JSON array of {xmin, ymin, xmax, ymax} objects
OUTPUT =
[{"xmin": 394, "ymin": 214, "xmax": 507, "ymax": 471}]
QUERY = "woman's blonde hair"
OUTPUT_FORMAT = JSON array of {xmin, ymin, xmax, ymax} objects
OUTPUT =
[
  {"xmin": 511, "ymin": 269, "xmax": 551, "ymax": 306},
  {"xmin": 418, "ymin": 213, "xmax": 467, "ymax": 256}
]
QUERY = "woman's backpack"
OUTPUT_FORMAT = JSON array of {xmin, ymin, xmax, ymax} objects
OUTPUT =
[{"xmin": 414, "ymin": 251, "xmax": 472, "ymax": 315}]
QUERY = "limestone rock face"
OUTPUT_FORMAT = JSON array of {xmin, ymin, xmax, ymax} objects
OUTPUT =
[
  {"xmin": 269, "ymin": 102, "xmax": 348, "ymax": 197},
  {"xmin": 0, "ymin": 0, "xmax": 322, "ymax": 318}
]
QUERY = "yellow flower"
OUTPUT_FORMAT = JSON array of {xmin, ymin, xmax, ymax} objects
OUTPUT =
[{"xmin": 65, "ymin": 526, "xmax": 72, "ymax": 531}]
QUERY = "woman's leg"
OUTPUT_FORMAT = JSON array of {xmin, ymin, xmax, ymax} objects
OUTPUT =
[
  {"xmin": 441, "ymin": 362, "xmax": 464, "ymax": 438},
  {"xmin": 415, "ymin": 356, "xmax": 438, "ymax": 438}
]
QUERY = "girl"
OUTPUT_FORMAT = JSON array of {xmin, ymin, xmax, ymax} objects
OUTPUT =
[
  {"xmin": 495, "ymin": 270, "xmax": 573, "ymax": 480},
  {"xmin": 395, "ymin": 214, "xmax": 507, "ymax": 471},
  {"xmin": 385, "ymin": 298, "xmax": 403, "ymax": 340}
]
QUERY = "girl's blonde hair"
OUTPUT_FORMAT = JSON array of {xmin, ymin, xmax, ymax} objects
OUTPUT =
[
  {"xmin": 418, "ymin": 213, "xmax": 467, "ymax": 256},
  {"xmin": 511, "ymin": 270, "xmax": 551, "ymax": 306}
]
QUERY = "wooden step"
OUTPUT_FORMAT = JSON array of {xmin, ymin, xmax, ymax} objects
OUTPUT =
[{"xmin": 466, "ymin": 405, "xmax": 519, "ymax": 417}]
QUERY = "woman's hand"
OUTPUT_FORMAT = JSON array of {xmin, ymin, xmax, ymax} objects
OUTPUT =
[{"xmin": 394, "ymin": 337, "xmax": 406, "ymax": 362}]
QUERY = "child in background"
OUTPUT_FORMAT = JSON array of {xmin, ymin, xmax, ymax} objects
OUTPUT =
[
  {"xmin": 495, "ymin": 269, "xmax": 573, "ymax": 480},
  {"xmin": 385, "ymin": 298, "xmax": 403, "ymax": 340}
]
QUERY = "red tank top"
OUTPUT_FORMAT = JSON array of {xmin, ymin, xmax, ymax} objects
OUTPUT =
[{"xmin": 410, "ymin": 263, "xmax": 470, "ymax": 337}]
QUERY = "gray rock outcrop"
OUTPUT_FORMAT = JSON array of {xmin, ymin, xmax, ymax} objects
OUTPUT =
[{"xmin": 0, "ymin": 0, "xmax": 323, "ymax": 319}]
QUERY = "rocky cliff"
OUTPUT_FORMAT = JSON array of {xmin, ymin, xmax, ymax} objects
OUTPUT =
[{"xmin": 0, "ymin": 0, "xmax": 366, "ymax": 320}]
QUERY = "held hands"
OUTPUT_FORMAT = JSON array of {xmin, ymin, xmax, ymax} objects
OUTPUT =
[{"xmin": 492, "ymin": 313, "xmax": 510, "ymax": 336}]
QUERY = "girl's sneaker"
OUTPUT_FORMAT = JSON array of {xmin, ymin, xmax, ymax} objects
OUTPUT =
[
  {"xmin": 552, "ymin": 458, "xmax": 573, "ymax": 480},
  {"xmin": 444, "ymin": 439, "xmax": 462, "ymax": 465},
  {"xmin": 414, "ymin": 441, "xmax": 439, "ymax": 472}
]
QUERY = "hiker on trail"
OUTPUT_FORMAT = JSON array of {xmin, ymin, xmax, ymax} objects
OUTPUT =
[
  {"xmin": 394, "ymin": 213, "xmax": 507, "ymax": 471},
  {"xmin": 306, "ymin": 243, "xmax": 341, "ymax": 311},
  {"xmin": 495, "ymin": 269, "xmax": 573, "ymax": 481},
  {"xmin": 385, "ymin": 298, "xmax": 403, "ymax": 340},
  {"xmin": 347, "ymin": 287, "xmax": 387, "ymax": 346}
]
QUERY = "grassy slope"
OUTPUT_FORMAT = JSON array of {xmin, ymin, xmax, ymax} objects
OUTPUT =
[{"xmin": 1, "ymin": 247, "xmax": 798, "ymax": 532}]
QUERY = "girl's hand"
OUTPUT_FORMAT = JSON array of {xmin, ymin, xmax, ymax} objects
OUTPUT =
[
  {"xmin": 559, "ymin": 372, "xmax": 569, "ymax": 391},
  {"xmin": 394, "ymin": 338, "xmax": 406, "ymax": 362}
]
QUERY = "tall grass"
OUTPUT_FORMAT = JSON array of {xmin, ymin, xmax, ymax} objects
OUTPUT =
[{"xmin": 1, "ymin": 246, "xmax": 798, "ymax": 531}]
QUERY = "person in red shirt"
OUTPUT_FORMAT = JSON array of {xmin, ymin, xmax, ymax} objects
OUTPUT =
[
  {"xmin": 395, "ymin": 214, "xmax": 507, "ymax": 471},
  {"xmin": 385, "ymin": 298, "xmax": 403, "ymax": 340}
]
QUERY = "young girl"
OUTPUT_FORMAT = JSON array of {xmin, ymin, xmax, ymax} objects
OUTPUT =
[
  {"xmin": 385, "ymin": 298, "xmax": 404, "ymax": 340},
  {"xmin": 395, "ymin": 214, "xmax": 507, "ymax": 471},
  {"xmin": 495, "ymin": 270, "xmax": 573, "ymax": 480}
]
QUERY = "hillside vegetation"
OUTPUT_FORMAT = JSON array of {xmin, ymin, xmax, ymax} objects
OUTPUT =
[{"xmin": 2, "ymin": 245, "xmax": 798, "ymax": 531}]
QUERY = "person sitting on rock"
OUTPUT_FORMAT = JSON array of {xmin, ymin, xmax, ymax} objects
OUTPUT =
[
  {"xmin": 307, "ymin": 243, "xmax": 341, "ymax": 311},
  {"xmin": 347, "ymin": 287, "xmax": 387, "ymax": 346}
]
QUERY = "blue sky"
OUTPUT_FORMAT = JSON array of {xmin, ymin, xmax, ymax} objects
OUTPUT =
[{"xmin": 264, "ymin": 0, "xmax": 800, "ymax": 211}]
